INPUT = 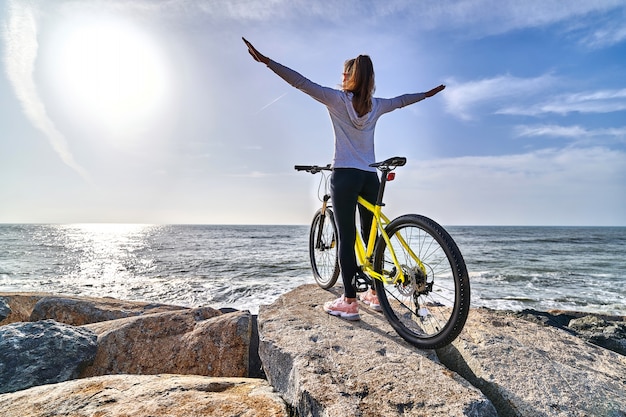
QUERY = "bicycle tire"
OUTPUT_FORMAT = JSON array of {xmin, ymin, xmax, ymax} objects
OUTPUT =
[
  {"xmin": 373, "ymin": 214, "xmax": 470, "ymax": 349},
  {"xmin": 309, "ymin": 208, "xmax": 340, "ymax": 289}
]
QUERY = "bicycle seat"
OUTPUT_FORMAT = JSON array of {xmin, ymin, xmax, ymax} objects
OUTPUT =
[{"xmin": 369, "ymin": 156, "xmax": 407, "ymax": 170}]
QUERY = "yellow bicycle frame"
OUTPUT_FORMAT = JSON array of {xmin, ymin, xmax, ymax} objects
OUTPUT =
[{"xmin": 354, "ymin": 196, "xmax": 426, "ymax": 285}]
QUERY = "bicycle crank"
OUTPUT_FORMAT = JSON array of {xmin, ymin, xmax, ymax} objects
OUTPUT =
[{"xmin": 353, "ymin": 270, "xmax": 373, "ymax": 292}]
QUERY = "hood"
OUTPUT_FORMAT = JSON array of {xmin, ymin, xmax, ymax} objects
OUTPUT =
[{"xmin": 341, "ymin": 92, "xmax": 377, "ymax": 130}]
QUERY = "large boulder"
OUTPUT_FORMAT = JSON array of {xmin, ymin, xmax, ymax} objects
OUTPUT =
[
  {"xmin": 30, "ymin": 295, "xmax": 189, "ymax": 325},
  {"xmin": 0, "ymin": 374, "xmax": 289, "ymax": 417},
  {"xmin": 258, "ymin": 284, "xmax": 497, "ymax": 417},
  {"xmin": 437, "ymin": 308, "xmax": 626, "ymax": 417},
  {"xmin": 0, "ymin": 292, "xmax": 189, "ymax": 326},
  {"xmin": 0, "ymin": 320, "xmax": 97, "ymax": 394},
  {"xmin": 81, "ymin": 307, "xmax": 252, "ymax": 378},
  {"xmin": 0, "ymin": 292, "xmax": 52, "ymax": 325}
]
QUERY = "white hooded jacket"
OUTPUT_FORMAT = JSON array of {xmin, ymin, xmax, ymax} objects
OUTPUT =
[{"xmin": 267, "ymin": 59, "xmax": 426, "ymax": 172}]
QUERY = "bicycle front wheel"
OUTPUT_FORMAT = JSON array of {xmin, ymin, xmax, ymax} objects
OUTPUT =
[
  {"xmin": 309, "ymin": 208, "xmax": 340, "ymax": 289},
  {"xmin": 373, "ymin": 214, "xmax": 470, "ymax": 349}
]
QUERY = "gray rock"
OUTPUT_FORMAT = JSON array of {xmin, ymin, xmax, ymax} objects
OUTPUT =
[
  {"xmin": 0, "ymin": 320, "xmax": 97, "ymax": 394},
  {"xmin": 258, "ymin": 284, "xmax": 497, "ymax": 417},
  {"xmin": 0, "ymin": 297, "xmax": 9, "ymax": 321},
  {"xmin": 437, "ymin": 308, "xmax": 626, "ymax": 417},
  {"xmin": 568, "ymin": 315, "xmax": 626, "ymax": 356},
  {"xmin": 513, "ymin": 309, "xmax": 626, "ymax": 356}
]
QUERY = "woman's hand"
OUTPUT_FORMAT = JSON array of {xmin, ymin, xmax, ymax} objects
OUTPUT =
[
  {"xmin": 425, "ymin": 84, "xmax": 445, "ymax": 97},
  {"xmin": 242, "ymin": 37, "xmax": 270, "ymax": 65}
]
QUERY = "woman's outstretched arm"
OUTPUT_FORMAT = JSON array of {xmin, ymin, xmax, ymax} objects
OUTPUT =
[
  {"xmin": 243, "ymin": 37, "xmax": 270, "ymax": 65},
  {"xmin": 242, "ymin": 37, "xmax": 341, "ymax": 106}
]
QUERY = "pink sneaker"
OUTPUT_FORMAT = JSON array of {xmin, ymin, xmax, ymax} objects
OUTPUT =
[
  {"xmin": 359, "ymin": 289, "xmax": 382, "ymax": 312},
  {"xmin": 323, "ymin": 296, "xmax": 360, "ymax": 321}
]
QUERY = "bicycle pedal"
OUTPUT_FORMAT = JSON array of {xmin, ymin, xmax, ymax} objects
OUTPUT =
[{"xmin": 352, "ymin": 271, "xmax": 372, "ymax": 292}]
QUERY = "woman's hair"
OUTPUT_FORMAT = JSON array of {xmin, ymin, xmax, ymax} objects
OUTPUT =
[{"xmin": 343, "ymin": 55, "xmax": 375, "ymax": 117}]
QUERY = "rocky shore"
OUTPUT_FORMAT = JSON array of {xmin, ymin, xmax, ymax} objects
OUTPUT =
[{"xmin": 1, "ymin": 286, "xmax": 624, "ymax": 416}]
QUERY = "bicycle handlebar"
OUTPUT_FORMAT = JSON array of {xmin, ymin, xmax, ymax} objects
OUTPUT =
[
  {"xmin": 294, "ymin": 156, "xmax": 407, "ymax": 174},
  {"xmin": 294, "ymin": 164, "xmax": 332, "ymax": 174}
]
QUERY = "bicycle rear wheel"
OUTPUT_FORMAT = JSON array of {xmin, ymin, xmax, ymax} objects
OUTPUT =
[
  {"xmin": 309, "ymin": 208, "xmax": 340, "ymax": 289},
  {"xmin": 373, "ymin": 214, "xmax": 470, "ymax": 349}
]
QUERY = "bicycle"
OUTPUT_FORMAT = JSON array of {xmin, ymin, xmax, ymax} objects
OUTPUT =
[{"xmin": 295, "ymin": 156, "xmax": 470, "ymax": 349}]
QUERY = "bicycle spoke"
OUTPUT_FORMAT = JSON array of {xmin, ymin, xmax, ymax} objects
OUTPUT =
[
  {"xmin": 309, "ymin": 209, "xmax": 340, "ymax": 289},
  {"xmin": 374, "ymin": 215, "xmax": 470, "ymax": 349}
]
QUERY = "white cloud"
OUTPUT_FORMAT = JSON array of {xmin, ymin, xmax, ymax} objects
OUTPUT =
[
  {"xmin": 3, "ymin": 1, "xmax": 90, "ymax": 181},
  {"xmin": 411, "ymin": 0, "xmax": 626, "ymax": 47},
  {"xmin": 515, "ymin": 124, "xmax": 626, "ymax": 143},
  {"xmin": 443, "ymin": 74, "xmax": 556, "ymax": 120},
  {"xmin": 515, "ymin": 125, "xmax": 588, "ymax": 138},
  {"xmin": 392, "ymin": 147, "xmax": 626, "ymax": 225},
  {"xmin": 444, "ymin": 75, "xmax": 626, "ymax": 120},
  {"xmin": 579, "ymin": 20, "xmax": 626, "ymax": 48},
  {"xmin": 54, "ymin": 0, "xmax": 626, "ymax": 44},
  {"xmin": 499, "ymin": 88, "xmax": 626, "ymax": 116}
]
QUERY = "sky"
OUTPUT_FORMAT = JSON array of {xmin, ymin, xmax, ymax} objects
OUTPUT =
[{"xmin": 1, "ymin": 0, "xmax": 625, "ymax": 226}]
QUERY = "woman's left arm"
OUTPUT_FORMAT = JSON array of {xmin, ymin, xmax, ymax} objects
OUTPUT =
[{"xmin": 378, "ymin": 84, "xmax": 446, "ymax": 115}]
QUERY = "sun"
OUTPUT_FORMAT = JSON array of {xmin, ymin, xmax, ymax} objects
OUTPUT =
[{"xmin": 44, "ymin": 12, "xmax": 171, "ymax": 142}]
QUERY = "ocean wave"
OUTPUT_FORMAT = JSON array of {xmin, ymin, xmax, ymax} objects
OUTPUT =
[{"xmin": 1, "ymin": 224, "xmax": 624, "ymax": 316}]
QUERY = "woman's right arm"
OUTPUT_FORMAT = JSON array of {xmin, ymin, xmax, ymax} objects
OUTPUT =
[
  {"xmin": 243, "ymin": 37, "xmax": 270, "ymax": 65},
  {"xmin": 243, "ymin": 38, "xmax": 338, "ymax": 105}
]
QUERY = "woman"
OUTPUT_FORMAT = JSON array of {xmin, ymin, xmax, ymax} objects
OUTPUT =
[{"xmin": 243, "ymin": 38, "xmax": 445, "ymax": 321}]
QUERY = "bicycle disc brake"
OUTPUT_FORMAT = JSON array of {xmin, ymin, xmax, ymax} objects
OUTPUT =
[
  {"xmin": 395, "ymin": 265, "xmax": 431, "ymax": 297},
  {"xmin": 396, "ymin": 266, "xmax": 436, "ymax": 319}
]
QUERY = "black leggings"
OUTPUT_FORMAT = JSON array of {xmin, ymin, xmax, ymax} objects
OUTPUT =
[{"xmin": 330, "ymin": 168, "xmax": 380, "ymax": 298}]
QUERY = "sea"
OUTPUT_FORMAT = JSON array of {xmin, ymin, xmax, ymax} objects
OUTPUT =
[{"xmin": 0, "ymin": 224, "xmax": 624, "ymax": 316}]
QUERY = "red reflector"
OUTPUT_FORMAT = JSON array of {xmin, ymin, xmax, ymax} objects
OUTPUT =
[{"xmin": 387, "ymin": 172, "xmax": 396, "ymax": 181}]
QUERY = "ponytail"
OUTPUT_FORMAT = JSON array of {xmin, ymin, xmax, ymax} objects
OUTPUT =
[{"xmin": 344, "ymin": 55, "xmax": 375, "ymax": 117}]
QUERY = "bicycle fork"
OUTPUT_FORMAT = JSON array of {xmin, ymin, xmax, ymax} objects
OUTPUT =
[{"xmin": 316, "ymin": 195, "xmax": 334, "ymax": 251}]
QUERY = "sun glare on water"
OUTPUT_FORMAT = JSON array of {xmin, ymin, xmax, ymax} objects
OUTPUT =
[{"xmin": 45, "ymin": 12, "xmax": 171, "ymax": 141}]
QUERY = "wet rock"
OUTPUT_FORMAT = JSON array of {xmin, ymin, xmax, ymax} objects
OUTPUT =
[
  {"xmin": 81, "ymin": 307, "xmax": 251, "ymax": 378},
  {"xmin": 515, "ymin": 309, "xmax": 626, "ymax": 356},
  {"xmin": 0, "ymin": 297, "xmax": 10, "ymax": 321},
  {"xmin": 437, "ymin": 308, "xmax": 626, "ymax": 417},
  {"xmin": 258, "ymin": 284, "xmax": 497, "ymax": 417},
  {"xmin": 0, "ymin": 374, "xmax": 289, "ymax": 417},
  {"xmin": 568, "ymin": 315, "xmax": 626, "ymax": 356},
  {"xmin": 0, "ymin": 320, "xmax": 97, "ymax": 394}
]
